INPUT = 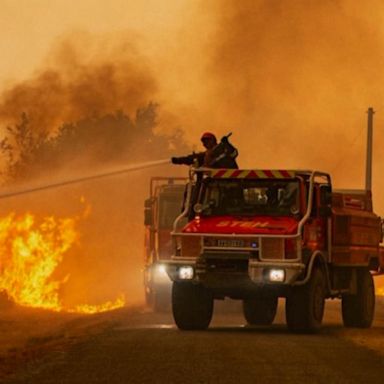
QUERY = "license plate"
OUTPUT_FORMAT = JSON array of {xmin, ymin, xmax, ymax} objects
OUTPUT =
[{"xmin": 217, "ymin": 239, "xmax": 244, "ymax": 248}]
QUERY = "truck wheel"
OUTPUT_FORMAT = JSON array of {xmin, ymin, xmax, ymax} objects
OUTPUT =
[
  {"xmin": 243, "ymin": 295, "xmax": 278, "ymax": 325},
  {"xmin": 342, "ymin": 268, "xmax": 375, "ymax": 328},
  {"xmin": 286, "ymin": 267, "xmax": 325, "ymax": 333},
  {"xmin": 172, "ymin": 282, "xmax": 213, "ymax": 330}
]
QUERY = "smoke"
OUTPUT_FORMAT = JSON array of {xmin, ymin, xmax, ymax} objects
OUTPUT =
[
  {"xmin": 57, "ymin": 163, "xmax": 185, "ymax": 308},
  {"xmin": 2, "ymin": 2, "xmax": 384, "ymax": 188},
  {"xmin": 0, "ymin": 31, "xmax": 183, "ymax": 309},
  {"xmin": 188, "ymin": 1, "xmax": 384, "ymax": 190},
  {"xmin": 0, "ymin": 31, "xmax": 157, "ymax": 136}
]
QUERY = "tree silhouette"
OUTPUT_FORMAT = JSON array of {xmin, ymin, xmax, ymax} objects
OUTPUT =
[{"xmin": 0, "ymin": 103, "xmax": 189, "ymax": 183}]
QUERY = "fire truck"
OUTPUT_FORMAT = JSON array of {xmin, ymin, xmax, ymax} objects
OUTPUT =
[
  {"xmin": 166, "ymin": 167, "xmax": 383, "ymax": 331},
  {"xmin": 143, "ymin": 177, "xmax": 187, "ymax": 311}
]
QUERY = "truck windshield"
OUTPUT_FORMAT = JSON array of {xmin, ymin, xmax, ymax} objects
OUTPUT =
[{"xmin": 199, "ymin": 178, "xmax": 300, "ymax": 217}]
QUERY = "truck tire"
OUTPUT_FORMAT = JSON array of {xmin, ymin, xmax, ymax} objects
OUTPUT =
[
  {"xmin": 243, "ymin": 295, "xmax": 278, "ymax": 325},
  {"xmin": 286, "ymin": 267, "xmax": 325, "ymax": 333},
  {"xmin": 342, "ymin": 268, "xmax": 375, "ymax": 328},
  {"xmin": 172, "ymin": 282, "xmax": 213, "ymax": 330}
]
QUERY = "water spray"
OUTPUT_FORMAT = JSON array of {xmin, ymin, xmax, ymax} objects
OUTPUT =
[{"xmin": 0, "ymin": 159, "xmax": 171, "ymax": 199}]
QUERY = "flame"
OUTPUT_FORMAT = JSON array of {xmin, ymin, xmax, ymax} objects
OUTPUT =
[
  {"xmin": 0, "ymin": 211, "xmax": 125, "ymax": 313},
  {"xmin": 73, "ymin": 294, "xmax": 126, "ymax": 314}
]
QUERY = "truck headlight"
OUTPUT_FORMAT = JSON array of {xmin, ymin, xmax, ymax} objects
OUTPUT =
[
  {"xmin": 153, "ymin": 264, "xmax": 170, "ymax": 283},
  {"xmin": 267, "ymin": 268, "xmax": 285, "ymax": 282},
  {"xmin": 178, "ymin": 266, "xmax": 194, "ymax": 280},
  {"xmin": 156, "ymin": 264, "xmax": 167, "ymax": 275}
]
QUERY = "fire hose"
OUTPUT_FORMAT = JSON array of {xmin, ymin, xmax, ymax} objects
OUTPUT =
[{"xmin": 0, "ymin": 159, "xmax": 171, "ymax": 199}]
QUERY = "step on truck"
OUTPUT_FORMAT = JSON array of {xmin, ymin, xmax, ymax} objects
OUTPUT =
[
  {"xmin": 143, "ymin": 177, "xmax": 187, "ymax": 311},
  {"xmin": 166, "ymin": 167, "xmax": 384, "ymax": 332}
]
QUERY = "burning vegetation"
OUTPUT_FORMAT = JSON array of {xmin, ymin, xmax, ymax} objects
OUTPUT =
[
  {"xmin": 0, "ymin": 103, "xmax": 187, "ymax": 312},
  {"xmin": 0, "ymin": 210, "xmax": 126, "ymax": 314},
  {"xmin": 0, "ymin": 213, "xmax": 76, "ymax": 311}
]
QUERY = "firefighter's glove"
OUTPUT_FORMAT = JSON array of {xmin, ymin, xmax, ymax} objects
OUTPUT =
[{"xmin": 221, "ymin": 136, "xmax": 229, "ymax": 144}]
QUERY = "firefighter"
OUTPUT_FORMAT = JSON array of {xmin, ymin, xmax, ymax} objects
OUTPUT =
[{"xmin": 171, "ymin": 132, "xmax": 238, "ymax": 168}]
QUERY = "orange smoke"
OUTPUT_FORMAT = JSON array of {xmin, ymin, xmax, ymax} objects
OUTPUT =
[
  {"xmin": 196, "ymin": 1, "xmax": 384, "ymax": 171},
  {"xmin": 0, "ymin": 31, "xmax": 157, "ymax": 136},
  {"xmin": 165, "ymin": 0, "xmax": 384, "ymax": 211},
  {"xmin": 0, "ymin": 209, "xmax": 125, "ymax": 313}
]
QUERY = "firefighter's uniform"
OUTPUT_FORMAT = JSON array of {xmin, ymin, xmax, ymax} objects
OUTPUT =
[{"xmin": 171, "ymin": 133, "xmax": 238, "ymax": 169}]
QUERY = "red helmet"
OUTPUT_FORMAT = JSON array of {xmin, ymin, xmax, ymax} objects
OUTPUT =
[{"xmin": 201, "ymin": 132, "xmax": 217, "ymax": 142}]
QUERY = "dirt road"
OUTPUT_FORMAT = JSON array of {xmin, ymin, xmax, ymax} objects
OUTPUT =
[{"xmin": 2, "ymin": 298, "xmax": 384, "ymax": 384}]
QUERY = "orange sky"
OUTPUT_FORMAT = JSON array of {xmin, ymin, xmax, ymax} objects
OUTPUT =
[
  {"xmin": 0, "ymin": 0, "xmax": 212, "ymax": 135},
  {"xmin": 0, "ymin": 1, "xmax": 192, "ymax": 85}
]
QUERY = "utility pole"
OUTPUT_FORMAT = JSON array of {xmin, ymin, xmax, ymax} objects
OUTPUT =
[{"xmin": 365, "ymin": 107, "xmax": 375, "ymax": 191}]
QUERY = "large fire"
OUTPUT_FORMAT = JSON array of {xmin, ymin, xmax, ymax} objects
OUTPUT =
[{"xmin": 0, "ymin": 211, "xmax": 125, "ymax": 313}]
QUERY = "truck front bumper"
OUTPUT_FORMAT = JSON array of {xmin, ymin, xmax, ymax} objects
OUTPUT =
[{"xmin": 165, "ymin": 257, "xmax": 306, "ymax": 286}]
